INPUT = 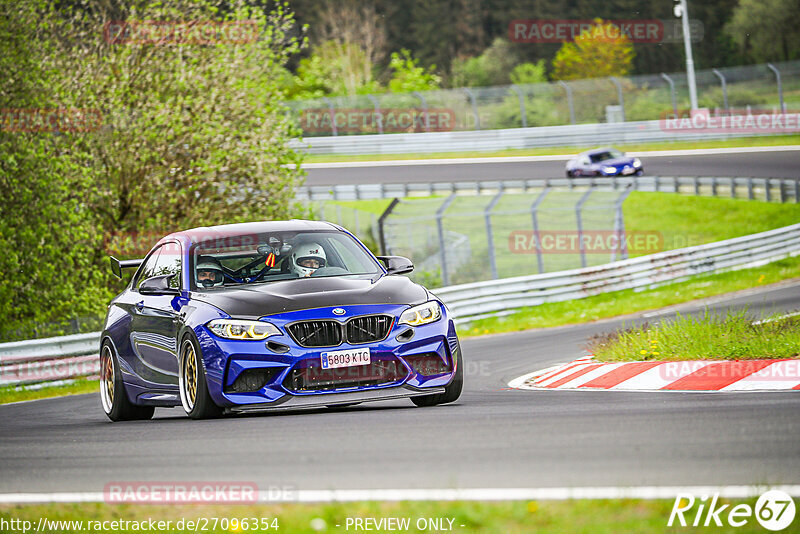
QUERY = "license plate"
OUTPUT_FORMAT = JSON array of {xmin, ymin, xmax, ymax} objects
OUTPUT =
[
  {"xmin": 321, "ymin": 348, "xmax": 371, "ymax": 369},
  {"xmin": 622, "ymin": 167, "xmax": 634, "ymax": 175}
]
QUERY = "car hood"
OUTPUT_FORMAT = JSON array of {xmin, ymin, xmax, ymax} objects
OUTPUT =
[{"xmin": 191, "ymin": 275, "xmax": 429, "ymax": 319}]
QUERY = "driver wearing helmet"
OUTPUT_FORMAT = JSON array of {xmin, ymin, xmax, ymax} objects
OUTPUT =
[
  {"xmin": 291, "ymin": 242, "xmax": 326, "ymax": 277},
  {"xmin": 195, "ymin": 257, "xmax": 225, "ymax": 288}
]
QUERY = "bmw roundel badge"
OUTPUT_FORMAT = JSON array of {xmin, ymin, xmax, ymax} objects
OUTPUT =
[{"xmin": 332, "ymin": 308, "xmax": 346, "ymax": 315}]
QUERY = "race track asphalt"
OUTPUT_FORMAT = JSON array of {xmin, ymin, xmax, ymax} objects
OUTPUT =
[
  {"xmin": 1, "ymin": 281, "xmax": 799, "ymax": 494},
  {"xmin": 303, "ymin": 148, "xmax": 800, "ymax": 185}
]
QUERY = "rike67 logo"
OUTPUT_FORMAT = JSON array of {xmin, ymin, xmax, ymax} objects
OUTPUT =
[{"xmin": 669, "ymin": 490, "xmax": 796, "ymax": 531}]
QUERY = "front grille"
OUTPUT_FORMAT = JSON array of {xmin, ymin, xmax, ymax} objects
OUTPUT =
[
  {"xmin": 287, "ymin": 315, "xmax": 394, "ymax": 347},
  {"xmin": 287, "ymin": 320, "xmax": 342, "ymax": 347},
  {"xmin": 284, "ymin": 357, "xmax": 408, "ymax": 392},
  {"xmin": 346, "ymin": 315, "xmax": 393, "ymax": 344}
]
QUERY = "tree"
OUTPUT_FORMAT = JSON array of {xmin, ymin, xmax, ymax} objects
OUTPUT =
[
  {"xmin": 387, "ymin": 49, "xmax": 441, "ymax": 93},
  {"xmin": 725, "ymin": 0, "xmax": 800, "ymax": 62},
  {"xmin": 450, "ymin": 37, "xmax": 520, "ymax": 87},
  {"xmin": 0, "ymin": 0, "xmax": 308, "ymax": 337},
  {"xmin": 551, "ymin": 19, "xmax": 635, "ymax": 80}
]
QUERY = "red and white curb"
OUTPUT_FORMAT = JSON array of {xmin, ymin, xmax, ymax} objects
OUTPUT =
[{"xmin": 509, "ymin": 356, "xmax": 800, "ymax": 392}]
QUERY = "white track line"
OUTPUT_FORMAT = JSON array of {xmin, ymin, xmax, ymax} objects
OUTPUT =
[
  {"xmin": 297, "ymin": 145, "xmax": 800, "ymax": 169},
  {"xmin": 2, "ymin": 486, "xmax": 800, "ymax": 503}
]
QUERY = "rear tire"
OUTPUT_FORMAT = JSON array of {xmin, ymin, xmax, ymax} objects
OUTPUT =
[
  {"xmin": 179, "ymin": 335, "xmax": 223, "ymax": 420},
  {"xmin": 100, "ymin": 342, "xmax": 155, "ymax": 422},
  {"xmin": 411, "ymin": 345, "xmax": 463, "ymax": 407}
]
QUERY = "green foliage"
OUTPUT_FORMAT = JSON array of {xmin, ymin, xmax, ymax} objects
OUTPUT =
[
  {"xmin": 552, "ymin": 19, "xmax": 635, "ymax": 81},
  {"xmin": 0, "ymin": 0, "xmax": 307, "ymax": 339},
  {"xmin": 450, "ymin": 37, "xmax": 520, "ymax": 87},
  {"xmin": 725, "ymin": 0, "xmax": 800, "ymax": 62},
  {"xmin": 509, "ymin": 61, "xmax": 548, "ymax": 85},
  {"xmin": 387, "ymin": 49, "xmax": 441, "ymax": 93}
]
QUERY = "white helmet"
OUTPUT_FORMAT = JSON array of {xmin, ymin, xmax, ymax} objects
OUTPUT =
[
  {"xmin": 196, "ymin": 257, "xmax": 224, "ymax": 288},
  {"xmin": 291, "ymin": 242, "xmax": 326, "ymax": 277}
]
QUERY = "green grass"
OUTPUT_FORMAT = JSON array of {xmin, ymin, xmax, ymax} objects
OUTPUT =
[
  {"xmin": 624, "ymin": 192, "xmax": 800, "ymax": 256},
  {"xmin": 0, "ymin": 378, "xmax": 97, "ymax": 405},
  {"xmin": 300, "ymin": 134, "xmax": 800, "ymax": 163},
  {"xmin": 0, "ymin": 499, "xmax": 776, "ymax": 533},
  {"xmin": 459, "ymin": 255, "xmax": 800, "ymax": 337},
  {"xmin": 588, "ymin": 309, "xmax": 800, "ymax": 362}
]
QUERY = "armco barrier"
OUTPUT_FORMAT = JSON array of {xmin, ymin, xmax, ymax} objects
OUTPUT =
[
  {"xmin": 290, "ymin": 116, "xmax": 797, "ymax": 155},
  {"xmin": 1, "ymin": 223, "xmax": 798, "ymax": 387},
  {"xmin": 297, "ymin": 176, "xmax": 800, "ymax": 202},
  {"xmin": 433, "ymin": 222, "xmax": 800, "ymax": 322},
  {"xmin": 0, "ymin": 332, "xmax": 100, "ymax": 387}
]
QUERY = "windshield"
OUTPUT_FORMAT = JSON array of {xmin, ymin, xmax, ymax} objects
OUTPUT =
[
  {"xmin": 190, "ymin": 231, "xmax": 381, "ymax": 290},
  {"xmin": 589, "ymin": 149, "xmax": 624, "ymax": 163}
]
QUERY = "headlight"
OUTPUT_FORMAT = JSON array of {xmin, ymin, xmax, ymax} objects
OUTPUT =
[
  {"xmin": 399, "ymin": 301, "xmax": 442, "ymax": 326},
  {"xmin": 603, "ymin": 166, "xmax": 617, "ymax": 174},
  {"xmin": 207, "ymin": 319, "xmax": 280, "ymax": 340},
  {"xmin": 632, "ymin": 158, "xmax": 642, "ymax": 167}
]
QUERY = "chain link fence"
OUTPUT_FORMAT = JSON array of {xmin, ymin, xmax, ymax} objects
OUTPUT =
[
  {"xmin": 379, "ymin": 185, "xmax": 633, "ymax": 288},
  {"xmin": 286, "ymin": 61, "xmax": 800, "ymax": 136}
]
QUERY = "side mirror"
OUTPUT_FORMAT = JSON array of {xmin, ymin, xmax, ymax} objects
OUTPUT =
[
  {"xmin": 139, "ymin": 274, "xmax": 180, "ymax": 295},
  {"xmin": 377, "ymin": 255, "xmax": 414, "ymax": 275}
]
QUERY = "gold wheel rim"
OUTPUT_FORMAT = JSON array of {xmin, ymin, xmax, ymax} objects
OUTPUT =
[
  {"xmin": 184, "ymin": 342, "xmax": 197, "ymax": 408},
  {"xmin": 104, "ymin": 352, "xmax": 114, "ymax": 404}
]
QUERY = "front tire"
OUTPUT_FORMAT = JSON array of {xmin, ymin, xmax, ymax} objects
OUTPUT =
[
  {"xmin": 411, "ymin": 345, "xmax": 463, "ymax": 407},
  {"xmin": 179, "ymin": 335, "xmax": 222, "ymax": 420},
  {"xmin": 100, "ymin": 342, "xmax": 155, "ymax": 422}
]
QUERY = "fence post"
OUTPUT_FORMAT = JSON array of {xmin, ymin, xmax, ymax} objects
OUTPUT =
[
  {"xmin": 693, "ymin": 176, "xmax": 699, "ymax": 196},
  {"xmin": 730, "ymin": 178, "xmax": 736, "ymax": 199},
  {"xmin": 484, "ymin": 188, "xmax": 505, "ymax": 279},
  {"xmin": 366, "ymin": 94, "xmax": 383, "ymax": 134},
  {"xmin": 510, "ymin": 85, "xmax": 527, "ymax": 128},
  {"xmin": 779, "ymin": 179, "xmax": 786, "ymax": 203},
  {"xmin": 531, "ymin": 187, "xmax": 551, "ymax": 274},
  {"xmin": 322, "ymin": 97, "xmax": 337, "ymax": 136},
  {"xmin": 748, "ymin": 178, "xmax": 754, "ymax": 200},
  {"xmin": 611, "ymin": 183, "xmax": 635, "ymax": 261},
  {"xmin": 558, "ymin": 81, "xmax": 576, "ymax": 124},
  {"xmin": 660, "ymin": 73, "xmax": 678, "ymax": 117},
  {"xmin": 377, "ymin": 198, "xmax": 400, "ymax": 256},
  {"xmin": 767, "ymin": 63, "xmax": 786, "ymax": 113},
  {"xmin": 610, "ymin": 77, "xmax": 626, "ymax": 122},
  {"xmin": 795, "ymin": 180, "xmax": 799, "ymax": 204},
  {"xmin": 765, "ymin": 179, "xmax": 772, "ymax": 202},
  {"xmin": 412, "ymin": 91, "xmax": 430, "ymax": 132},
  {"xmin": 575, "ymin": 187, "xmax": 595, "ymax": 268},
  {"xmin": 463, "ymin": 88, "xmax": 481, "ymax": 130},
  {"xmin": 436, "ymin": 194, "xmax": 457, "ymax": 286},
  {"xmin": 711, "ymin": 176, "xmax": 717, "ymax": 197},
  {"xmin": 711, "ymin": 69, "xmax": 729, "ymax": 114}
]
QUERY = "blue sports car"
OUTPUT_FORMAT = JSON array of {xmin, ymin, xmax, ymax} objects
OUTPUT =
[
  {"xmin": 100, "ymin": 220, "xmax": 463, "ymax": 421},
  {"xmin": 565, "ymin": 147, "xmax": 643, "ymax": 177}
]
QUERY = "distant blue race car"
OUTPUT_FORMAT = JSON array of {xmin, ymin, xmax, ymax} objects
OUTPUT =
[
  {"xmin": 100, "ymin": 220, "xmax": 463, "ymax": 421},
  {"xmin": 565, "ymin": 147, "xmax": 643, "ymax": 177}
]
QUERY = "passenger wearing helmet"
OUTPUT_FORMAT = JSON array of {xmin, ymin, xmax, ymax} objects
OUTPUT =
[
  {"xmin": 195, "ymin": 257, "xmax": 225, "ymax": 288},
  {"xmin": 291, "ymin": 242, "xmax": 326, "ymax": 277}
]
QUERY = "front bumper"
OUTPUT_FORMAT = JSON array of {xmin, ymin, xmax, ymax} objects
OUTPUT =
[{"xmin": 195, "ymin": 304, "xmax": 460, "ymax": 408}]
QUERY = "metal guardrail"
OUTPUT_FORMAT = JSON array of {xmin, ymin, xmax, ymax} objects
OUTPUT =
[
  {"xmin": 290, "ymin": 116, "xmax": 799, "ymax": 155},
  {"xmin": 433, "ymin": 222, "xmax": 800, "ymax": 323},
  {"xmin": 298, "ymin": 176, "xmax": 800, "ymax": 202},
  {"xmin": 0, "ymin": 332, "xmax": 100, "ymax": 387}
]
